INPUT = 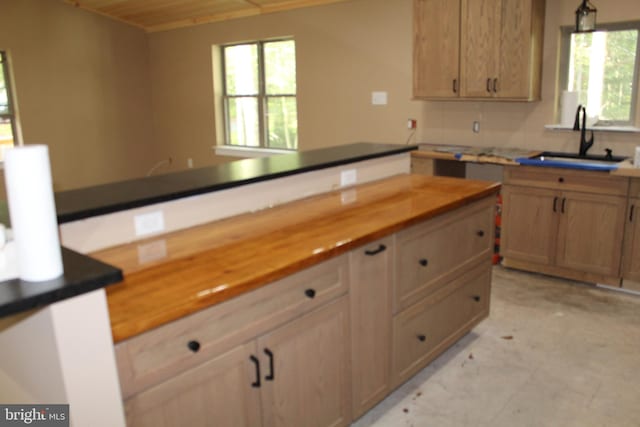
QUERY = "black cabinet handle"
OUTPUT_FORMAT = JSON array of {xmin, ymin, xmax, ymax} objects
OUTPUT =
[
  {"xmin": 264, "ymin": 348, "xmax": 275, "ymax": 381},
  {"xmin": 473, "ymin": 295, "xmax": 481, "ymax": 302},
  {"xmin": 365, "ymin": 244, "xmax": 387, "ymax": 256},
  {"xmin": 305, "ymin": 288, "xmax": 316, "ymax": 299},
  {"xmin": 419, "ymin": 258, "xmax": 428, "ymax": 267},
  {"xmin": 187, "ymin": 340, "xmax": 200, "ymax": 353},
  {"xmin": 553, "ymin": 196, "xmax": 558, "ymax": 212},
  {"xmin": 558, "ymin": 177, "xmax": 565, "ymax": 183},
  {"xmin": 453, "ymin": 78, "xmax": 458, "ymax": 94},
  {"xmin": 476, "ymin": 230, "xmax": 485, "ymax": 237},
  {"xmin": 486, "ymin": 78, "xmax": 492, "ymax": 93},
  {"xmin": 631, "ymin": 205, "xmax": 635, "ymax": 222},
  {"xmin": 493, "ymin": 78, "xmax": 498, "ymax": 93},
  {"xmin": 561, "ymin": 198, "xmax": 566, "ymax": 214},
  {"xmin": 417, "ymin": 334, "xmax": 427, "ymax": 342},
  {"xmin": 250, "ymin": 355, "xmax": 261, "ymax": 388}
]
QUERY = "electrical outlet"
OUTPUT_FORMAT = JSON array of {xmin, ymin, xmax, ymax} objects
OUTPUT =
[
  {"xmin": 134, "ymin": 210, "xmax": 165, "ymax": 237},
  {"xmin": 340, "ymin": 169, "xmax": 357, "ymax": 187},
  {"xmin": 187, "ymin": 158, "xmax": 194, "ymax": 168},
  {"xmin": 407, "ymin": 119, "xmax": 417, "ymax": 130},
  {"xmin": 473, "ymin": 121, "xmax": 481, "ymax": 133}
]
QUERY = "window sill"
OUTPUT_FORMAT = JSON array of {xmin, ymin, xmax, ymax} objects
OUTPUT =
[
  {"xmin": 213, "ymin": 145, "xmax": 296, "ymax": 158},
  {"xmin": 545, "ymin": 124, "xmax": 640, "ymax": 133}
]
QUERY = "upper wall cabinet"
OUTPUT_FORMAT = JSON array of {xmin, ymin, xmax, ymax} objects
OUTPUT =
[{"xmin": 413, "ymin": 0, "xmax": 546, "ymax": 101}]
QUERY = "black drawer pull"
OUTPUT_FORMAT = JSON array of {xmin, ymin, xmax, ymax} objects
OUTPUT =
[
  {"xmin": 250, "ymin": 355, "xmax": 261, "ymax": 388},
  {"xmin": 558, "ymin": 177, "xmax": 565, "ymax": 183},
  {"xmin": 264, "ymin": 348, "xmax": 275, "ymax": 381},
  {"xmin": 631, "ymin": 205, "xmax": 635, "ymax": 222},
  {"xmin": 187, "ymin": 340, "xmax": 201, "ymax": 353},
  {"xmin": 473, "ymin": 295, "xmax": 481, "ymax": 302},
  {"xmin": 365, "ymin": 244, "xmax": 387, "ymax": 256},
  {"xmin": 453, "ymin": 78, "xmax": 458, "ymax": 93},
  {"xmin": 417, "ymin": 334, "xmax": 427, "ymax": 342},
  {"xmin": 486, "ymin": 78, "xmax": 492, "ymax": 93},
  {"xmin": 493, "ymin": 78, "xmax": 498, "ymax": 93},
  {"xmin": 553, "ymin": 196, "xmax": 558, "ymax": 212},
  {"xmin": 561, "ymin": 198, "xmax": 566, "ymax": 214},
  {"xmin": 476, "ymin": 230, "xmax": 485, "ymax": 237},
  {"xmin": 419, "ymin": 259, "xmax": 428, "ymax": 267},
  {"xmin": 305, "ymin": 288, "xmax": 316, "ymax": 299}
]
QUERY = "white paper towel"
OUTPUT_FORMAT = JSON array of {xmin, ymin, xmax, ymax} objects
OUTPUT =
[
  {"xmin": 635, "ymin": 146, "xmax": 640, "ymax": 168},
  {"xmin": 4, "ymin": 145, "xmax": 63, "ymax": 282},
  {"xmin": 560, "ymin": 91, "xmax": 579, "ymax": 127}
]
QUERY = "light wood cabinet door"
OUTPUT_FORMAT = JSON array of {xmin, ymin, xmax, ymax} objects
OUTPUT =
[
  {"xmin": 258, "ymin": 297, "xmax": 351, "ymax": 427},
  {"xmin": 124, "ymin": 342, "xmax": 261, "ymax": 427},
  {"xmin": 493, "ymin": 0, "xmax": 544, "ymax": 99},
  {"xmin": 413, "ymin": 0, "xmax": 460, "ymax": 98},
  {"xmin": 555, "ymin": 192, "xmax": 626, "ymax": 277},
  {"xmin": 622, "ymin": 199, "xmax": 640, "ymax": 286},
  {"xmin": 500, "ymin": 185, "xmax": 558, "ymax": 266},
  {"xmin": 349, "ymin": 238, "xmax": 393, "ymax": 419},
  {"xmin": 460, "ymin": 0, "xmax": 501, "ymax": 98}
]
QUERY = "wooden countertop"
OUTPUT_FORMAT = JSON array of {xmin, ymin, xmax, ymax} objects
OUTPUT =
[{"xmin": 93, "ymin": 174, "xmax": 500, "ymax": 343}]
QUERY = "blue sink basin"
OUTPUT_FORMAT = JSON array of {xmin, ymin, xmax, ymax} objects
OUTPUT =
[{"xmin": 516, "ymin": 151, "xmax": 628, "ymax": 171}]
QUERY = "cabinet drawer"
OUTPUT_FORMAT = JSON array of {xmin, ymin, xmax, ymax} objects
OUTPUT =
[
  {"xmin": 504, "ymin": 166, "xmax": 629, "ymax": 196},
  {"xmin": 116, "ymin": 255, "xmax": 348, "ymax": 398},
  {"xmin": 392, "ymin": 263, "xmax": 491, "ymax": 386},
  {"xmin": 630, "ymin": 179, "xmax": 640, "ymax": 199},
  {"xmin": 394, "ymin": 197, "xmax": 493, "ymax": 312}
]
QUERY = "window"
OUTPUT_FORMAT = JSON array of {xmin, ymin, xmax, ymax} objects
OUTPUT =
[
  {"xmin": 1, "ymin": 51, "xmax": 19, "ymax": 158},
  {"xmin": 222, "ymin": 39, "xmax": 298, "ymax": 150},
  {"xmin": 559, "ymin": 22, "xmax": 640, "ymax": 127}
]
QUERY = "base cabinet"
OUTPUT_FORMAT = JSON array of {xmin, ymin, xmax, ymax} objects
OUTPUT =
[
  {"xmin": 501, "ymin": 166, "xmax": 628, "ymax": 285},
  {"xmin": 124, "ymin": 342, "xmax": 260, "ymax": 427},
  {"xmin": 117, "ymin": 195, "xmax": 497, "ymax": 427},
  {"xmin": 125, "ymin": 297, "xmax": 350, "ymax": 427},
  {"xmin": 392, "ymin": 264, "xmax": 491, "ymax": 386},
  {"xmin": 623, "ymin": 194, "xmax": 640, "ymax": 289}
]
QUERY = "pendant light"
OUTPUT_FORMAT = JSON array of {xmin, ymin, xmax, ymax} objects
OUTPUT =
[{"xmin": 575, "ymin": 0, "xmax": 597, "ymax": 33}]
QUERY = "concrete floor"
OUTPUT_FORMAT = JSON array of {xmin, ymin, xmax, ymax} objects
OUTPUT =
[{"xmin": 353, "ymin": 266, "xmax": 640, "ymax": 427}]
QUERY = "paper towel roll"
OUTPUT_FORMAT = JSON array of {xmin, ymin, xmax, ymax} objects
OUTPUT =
[
  {"xmin": 560, "ymin": 91, "xmax": 579, "ymax": 127},
  {"xmin": 4, "ymin": 145, "xmax": 63, "ymax": 282},
  {"xmin": 635, "ymin": 146, "xmax": 640, "ymax": 168}
]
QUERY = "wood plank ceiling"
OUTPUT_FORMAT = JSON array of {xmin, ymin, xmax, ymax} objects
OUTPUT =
[{"xmin": 64, "ymin": 0, "xmax": 351, "ymax": 32}]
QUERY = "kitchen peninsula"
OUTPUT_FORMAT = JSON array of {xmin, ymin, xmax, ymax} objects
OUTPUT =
[{"xmin": 1, "ymin": 143, "xmax": 500, "ymax": 426}]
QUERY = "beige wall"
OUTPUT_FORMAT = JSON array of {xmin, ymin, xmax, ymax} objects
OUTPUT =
[
  {"xmin": 0, "ymin": 0, "xmax": 154, "ymax": 192},
  {"xmin": 3, "ymin": 0, "xmax": 640, "ymax": 196},
  {"xmin": 148, "ymin": 0, "xmax": 640, "ymax": 167},
  {"xmin": 146, "ymin": 0, "xmax": 422, "ymax": 172}
]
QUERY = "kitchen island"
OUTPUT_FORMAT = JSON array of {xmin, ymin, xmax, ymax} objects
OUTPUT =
[
  {"xmin": 1, "ymin": 143, "xmax": 499, "ymax": 426},
  {"xmin": 93, "ymin": 173, "xmax": 499, "ymax": 426}
]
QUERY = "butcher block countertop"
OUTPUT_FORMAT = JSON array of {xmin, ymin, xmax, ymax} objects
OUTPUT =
[{"xmin": 93, "ymin": 174, "xmax": 500, "ymax": 343}]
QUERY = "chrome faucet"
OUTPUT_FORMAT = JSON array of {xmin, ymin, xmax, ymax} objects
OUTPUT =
[{"xmin": 573, "ymin": 105, "xmax": 594, "ymax": 157}]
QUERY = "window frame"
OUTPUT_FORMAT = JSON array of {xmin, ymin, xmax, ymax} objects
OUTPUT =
[
  {"xmin": 558, "ymin": 21, "xmax": 640, "ymax": 127},
  {"xmin": 0, "ymin": 50, "xmax": 20, "ymax": 151},
  {"xmin": 221, "ymin": 38, "xmax": 297, "ymax": 150}
]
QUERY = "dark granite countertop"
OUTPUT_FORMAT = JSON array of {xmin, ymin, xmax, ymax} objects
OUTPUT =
[
  {"xmin": 55, "ymin": 143, "xmax": 416, "ymax": 223},
  {"xmin": 0, "ymin": 248, "xmax": 123, "ymax": 318}
]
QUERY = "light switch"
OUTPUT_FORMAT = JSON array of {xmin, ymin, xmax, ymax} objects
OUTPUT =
[
  {"xmin": 340, "ymin": 169, "xmax": 357, "ymax": 187},
  {"xmin": 371, "ymin": 91, "xmax": 388, "ymax": 105}
]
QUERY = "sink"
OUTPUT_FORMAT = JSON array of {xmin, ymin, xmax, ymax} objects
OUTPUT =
[{"xmin": 516, "ymin": 151, "xmax": 628, "ymax": 171}]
